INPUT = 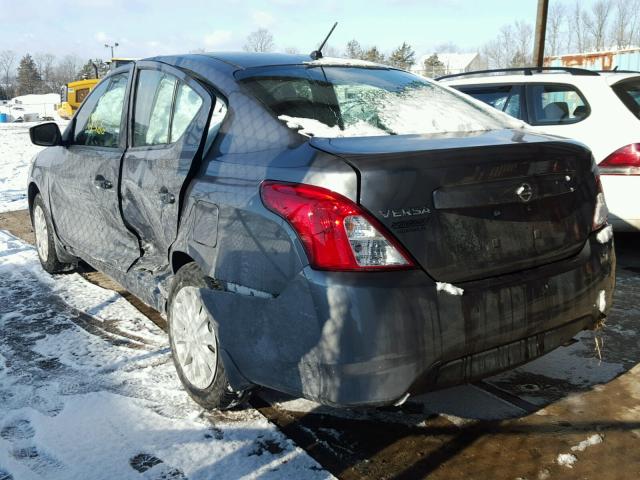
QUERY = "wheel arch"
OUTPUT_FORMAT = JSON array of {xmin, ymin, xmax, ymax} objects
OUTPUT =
[
  {"xmin": 171, "ymin": 250, "xmax": 196, "ymax": 274},
  {"xmin": 28, "ymin": 182, "xmax": 41, "ymax": 213}
]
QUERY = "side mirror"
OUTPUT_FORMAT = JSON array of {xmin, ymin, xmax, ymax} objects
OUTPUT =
[{"xmin": 29, "ymin": 122, "xmax": 63, "ymax": 147}]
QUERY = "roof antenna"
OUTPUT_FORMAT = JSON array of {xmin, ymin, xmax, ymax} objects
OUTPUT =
[{"xmin": 310, "ymin": 22, "xmax": 338, "ymax": 60}]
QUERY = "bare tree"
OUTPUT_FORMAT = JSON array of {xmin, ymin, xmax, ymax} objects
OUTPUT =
[
  {"xmin": 54, "ymin": 54, "xmax": 83, "ymax": 88},
  {"xmin": 482, "ymin": 26, "xmax": 514, "ymax": 68},
  {"xmin": 547, "ymin": 2, "xmax": 566, "ymax": 56},
  {"xmin": 0, "ymin": 50, "xmax": 16, "ymax": 98},
  {"xmin": 34, "ymin": 53, "xmax": 56, "ymax": 92},
  {"xmin": 512, "ymin": 20, "xmax": 533, "ymax": 66},
  {"xmin": 610, "ymin": 0, "xmax": 640, "ymax": 50},
  {"xmin": 482, "ymin": 20, "xmax": 532, "ymax": 68},
  {"xmin": 568, "ymin": 1, "xmax": 587, "ymax": 52},
  {"xmin": 583, "ymin": 0, "xmax": 612, "ymax": 51},
  {"xmin": 284, "ymin": 46, "xmax": 299, "ymax": 54},
  {"xmin": 243, "ymin": 29, "xmax": 274, "ymax": 53}
]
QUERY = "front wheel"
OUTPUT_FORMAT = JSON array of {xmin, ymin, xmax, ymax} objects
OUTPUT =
[
  {"xmin": 31, "ymin": 194, "xmax": 74, "ymax": 274},
  {"xmin": 167, "ymin": 263, "xmax": 249, "ymax": 410}
]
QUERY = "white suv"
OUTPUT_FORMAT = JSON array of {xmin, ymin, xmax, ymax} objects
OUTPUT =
[{"xmin": 440, "ymin": 67, "xmax": 640, "ymax": 231}]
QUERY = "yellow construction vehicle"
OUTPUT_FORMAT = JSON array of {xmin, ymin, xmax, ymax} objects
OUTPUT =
[
  {"xmin": 56, "ymin": 58, "xmax": 136, "ymax": 119},
  {"xmin": 57, "ymin": 78, "xmax": 100, "ymax": 119}
]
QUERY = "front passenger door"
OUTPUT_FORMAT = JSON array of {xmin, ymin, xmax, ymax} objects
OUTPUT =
[{"xmin": 49, "ymin": 67, "xmax": 140, "ymax": 271}]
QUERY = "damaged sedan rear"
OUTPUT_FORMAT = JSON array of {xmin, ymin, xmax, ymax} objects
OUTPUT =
[{"xmin": 27, "ymin": 53, "xmax": 615, "ymax": 409}]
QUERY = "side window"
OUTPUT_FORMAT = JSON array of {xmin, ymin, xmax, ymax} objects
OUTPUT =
[
  {"xmin": 203, "ymin": 99, "xmax": 228, "ymax": 155},
  {"xmin": 612, "ymin": 79, "xmax": 640, "ymax": 120},
  {"xmin": 74, "ymin": 73, "xmax": 128, "ymax": 147},
  {"xmin": 133, "ymin": 70, "xmax": 177, "ymax": 146},
  {"xmin": 528, "ymin": 84, "xmax": 589, "ymax": 125},
  {"xmin": 171, "ymin": 83, "xmax": 204, "ymax": 142},
  {"xmin": 458, "ymin": 85, "xmax": 522, "ymax": 120},
  {"xmin": 132, "ymin": 70, "xmax": 203, "ymax": 146}
]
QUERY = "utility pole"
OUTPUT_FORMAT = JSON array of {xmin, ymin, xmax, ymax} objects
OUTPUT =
[
  {"xmin": 533, "ymin": 0, "xmax": 549, "ymax": 68},
  {"xmin": 104, "ymin": 42, "xmax": 119, "ymax": 59}
]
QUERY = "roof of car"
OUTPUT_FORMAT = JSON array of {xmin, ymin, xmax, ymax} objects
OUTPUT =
[
  {"xmin": 200, "ymin": 52, "xmax": 315, "ymax": 69},
  {"xmin": 439, "ymin": 68, "xmax": 640, "ymax": 87}
]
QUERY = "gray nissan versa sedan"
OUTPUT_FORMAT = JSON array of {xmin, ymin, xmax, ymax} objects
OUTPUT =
[{"xmin": 27, "ymin": 52, "xmax": 615, "ymax": 410}]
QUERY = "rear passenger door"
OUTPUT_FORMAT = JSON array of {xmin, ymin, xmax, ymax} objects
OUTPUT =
[{"xmin": 120, "ymin": 61, "xmax": 213, "ymax": 270}]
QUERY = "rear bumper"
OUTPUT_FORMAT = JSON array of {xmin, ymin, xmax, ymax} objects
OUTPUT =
[{"xmin": 201, "ymin": 230, "xmax": 615, "ymax": 407}]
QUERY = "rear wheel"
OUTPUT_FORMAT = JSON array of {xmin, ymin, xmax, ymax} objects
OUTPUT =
[
  {"xmin": 167, "ymin": 263, "xmax": 249, "ymax": 410},
  {"xmin": 31, "ymin": 194, "xmax": 74, "ymax": 274}
]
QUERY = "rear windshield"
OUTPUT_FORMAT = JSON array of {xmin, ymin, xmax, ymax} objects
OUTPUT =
[
  {"xmin": 238, "ymin": 66, "xmax": 520, "ymax": 138},
  {"xmin": 612, "ymin": 79, "xmax": 640, "ymax": 120}
]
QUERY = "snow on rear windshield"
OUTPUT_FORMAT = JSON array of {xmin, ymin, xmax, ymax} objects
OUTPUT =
[{"xmin": 240, "ymin": 66, "xmax": 521, "ymax": 138}]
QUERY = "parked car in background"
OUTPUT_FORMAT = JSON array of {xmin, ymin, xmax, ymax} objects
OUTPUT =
[
  {"xmin": 439, "ymin": 67, "xmax": 640, "ymax": 231},
  {"xmin": 28, "ymin": 54, "xmax": 615, "ymax": 411}
]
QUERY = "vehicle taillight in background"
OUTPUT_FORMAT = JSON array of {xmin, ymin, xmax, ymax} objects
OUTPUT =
[
  {"xmin": 260, "ymin": 181, "xmax": 415, "ymax": 271},
  {"xmin": 598, "ymin": 144, "xmax": 640, "ymax": 175},
  {"xmin": 592, "ymin": 174, "xmax": 608, "ymax": 231}
]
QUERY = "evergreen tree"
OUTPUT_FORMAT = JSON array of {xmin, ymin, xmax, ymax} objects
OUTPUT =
[
  {"xmin": 362, "ymin": 46, "xmax": 385, "ymax": 64},
  {"xmin": 17, "ymin": 54, "xmax": 42, "ymax": 95},
  {"xmin": 388, "ymin": 42, "xmax": 416, "ymax": 70},
  {"xmin": 423, "ymin": 54, "xmax": 446, "ymax": 78},
  {"xmin": 345, "ymin": 39, "xmax": 364, "ymax": 59}
]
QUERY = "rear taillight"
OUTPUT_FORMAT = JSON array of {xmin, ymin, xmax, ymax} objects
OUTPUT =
[
  {"xmin": 260, "ymin": 181, "xmax": 414, "ymax": 271},
  {"xmin": 592, "ymin": 174, "xmax": 608, "ymax": 231},
  {"xmin": 598, "ymin": 144, "xmax": 640, "ymax": 175}
]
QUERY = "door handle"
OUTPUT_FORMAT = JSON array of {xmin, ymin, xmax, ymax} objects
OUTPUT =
[
  {"xmin": 94, "ymin": 175, "xmax": 113, "ymax": 190},
  {"xmin": 159, "ymin": 187, "xmax": 175, "ymax": 204}
]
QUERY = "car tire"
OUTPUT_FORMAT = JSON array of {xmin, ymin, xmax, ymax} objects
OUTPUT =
[
  {"xmin": 30, "ymin": 193, "xmax": 74, "ymax": 274},
  {"xmin": 167, "ymin": 262, "xmax": 249, "ymax": 410}
]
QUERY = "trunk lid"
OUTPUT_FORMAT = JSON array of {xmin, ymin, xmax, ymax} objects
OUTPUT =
[{"xmin": 310, "ymin": 129, "xmax": 597, "ymax": 283}]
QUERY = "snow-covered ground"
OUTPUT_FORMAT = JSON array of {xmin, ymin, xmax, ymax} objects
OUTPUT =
[
  {"xmin": 0, "ymin": 229, "xmax": 330, "ymax": 480},
  {"xmin": 0, "ymin": 121, "xmax": 67, "ymax": 213}
]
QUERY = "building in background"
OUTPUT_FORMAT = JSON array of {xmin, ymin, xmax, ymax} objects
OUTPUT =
[{"xmin": 545, "ymin": 47, "xmax": 640, "ymax": 71}]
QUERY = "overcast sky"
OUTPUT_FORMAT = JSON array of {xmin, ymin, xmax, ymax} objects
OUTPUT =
[{"xmin": 0, "ymin": 0, "xmax": 599, "ymax": 60}]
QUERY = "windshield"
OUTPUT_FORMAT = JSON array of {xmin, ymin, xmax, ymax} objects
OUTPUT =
[
  {"xmin": 613, "ymin": 78, "xmax": 640, "ymax": 120},
  {"xmin": 238, "ymin": 66, "xmax": 520, "ymax": 138}
]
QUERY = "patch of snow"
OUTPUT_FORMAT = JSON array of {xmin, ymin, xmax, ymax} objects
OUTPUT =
[
  {"xmin": 557, "ymin": 453, "xmax": 578, "ymax": 468},
  {"xmin": 596, "ymin": 225, "xmax": 613, "ymax": 244},
  {"xmin": 304, "ymin": 57, "xmax": 382, "ymax": 68},
  {"xmin": 0, "ymin": 121, "xmax": 68, "ymax": 212},
  {"xmin": 278, "ymin": 115, "xmax": 387, "ymax": 138},
  {"xmin": 436, "ymin": 282, "xmax": 464, "ymax": 296},
  {"xmin": 0, "ymin": 230, "xmax": 332, "ymax": 480},
  {"xmin": 597, "ymin": 289, "xmax": 607, "ymax": 314},
  {"xmin": 571, "ymin": 433, "xmax": 603, "ymax": 452}
]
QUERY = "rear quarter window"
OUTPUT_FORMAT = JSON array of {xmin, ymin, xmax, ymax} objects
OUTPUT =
[
  {"xmin": 526, "ymin": 84, "xmax": 590, "ymax": 126},
  {"xmin": 612, "ymin": 78, "xmax": 640, "ymax": 120}
]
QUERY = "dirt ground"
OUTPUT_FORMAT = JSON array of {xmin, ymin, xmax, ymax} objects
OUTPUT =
[{"xmin": 2, "ymin": 209, "xmax": 639, "ymax": 480}]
